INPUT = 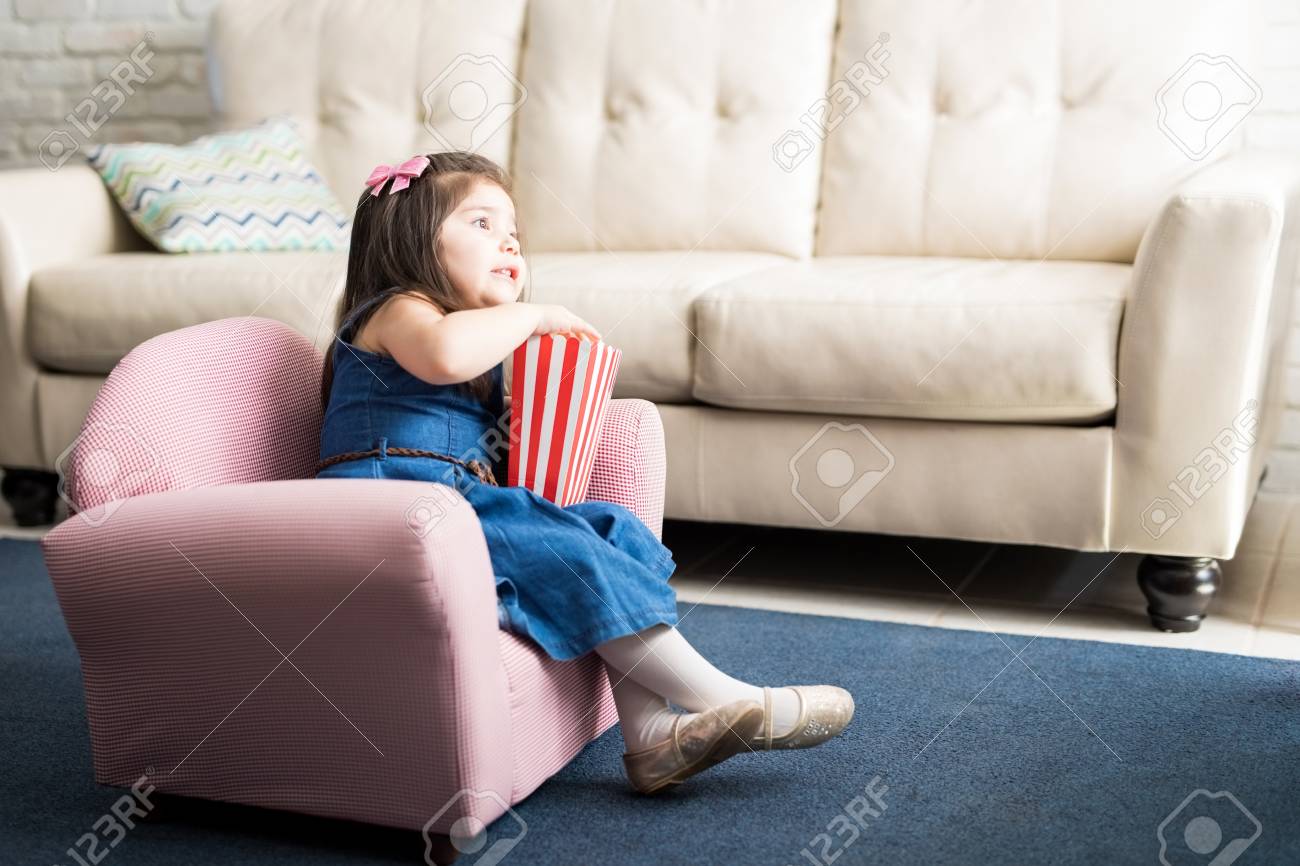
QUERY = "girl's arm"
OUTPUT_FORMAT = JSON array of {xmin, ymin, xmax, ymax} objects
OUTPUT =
[{"xmin": 372, "ymin": 296, "xmax": 600, "ymax": 385}]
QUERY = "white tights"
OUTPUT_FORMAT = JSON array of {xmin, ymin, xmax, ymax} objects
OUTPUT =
[{"xmin": 593, "ymin": 623, "xmax": 800, "ymax": 751}]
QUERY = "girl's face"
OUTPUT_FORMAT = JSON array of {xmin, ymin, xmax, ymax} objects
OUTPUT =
[{"xmin": 439, "ymin": 179, "xmax": 525, "ymax": 309}]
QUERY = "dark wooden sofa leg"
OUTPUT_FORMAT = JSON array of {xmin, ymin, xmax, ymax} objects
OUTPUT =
[
  {"xmin": 1137, "ymin": 554, "xmax": 1222, "ymax": 633},
  {"xmin": 1, "ymin": 468, "xmax": 59, "ymax": 527}
]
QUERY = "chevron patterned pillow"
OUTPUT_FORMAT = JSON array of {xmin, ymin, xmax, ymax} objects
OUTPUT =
[{"xmin": 86, "ymin": 117, "xmax": 351, "ymax": 253}]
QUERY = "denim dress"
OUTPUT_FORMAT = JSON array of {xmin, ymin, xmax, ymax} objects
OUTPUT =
[{"xmin": 316, "ymin": 291, "xmax": 680, "ymax": 661}]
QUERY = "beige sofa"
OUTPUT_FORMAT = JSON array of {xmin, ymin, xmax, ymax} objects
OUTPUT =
[{"xmin": 3, "ymin": 0, "xmax": 1298, "ymax": 633}]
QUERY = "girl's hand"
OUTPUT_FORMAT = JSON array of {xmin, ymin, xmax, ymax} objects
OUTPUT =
[{"xmin": 532, "ymin": 304, "xmax": 603, "ymax": 342}]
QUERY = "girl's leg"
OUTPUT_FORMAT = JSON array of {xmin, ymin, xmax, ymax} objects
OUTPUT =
[
  {"xmin": 602, "ymin": 662, "xmax": 681, "ymax": 752},
  {"xmin": 595, "ymin": 623, "xmax": 801, "ymax": 736}
]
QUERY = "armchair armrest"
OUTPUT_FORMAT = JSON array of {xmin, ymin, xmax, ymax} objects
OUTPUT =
[
  {"xmin": 585, "ymin": 398, "xmax": 668, "ymax": 539},
  {"xmin": 1111, "ymin": 152, "xmax": 1300, "ymax": 557},
  {"xmin": 0, "ymin": 165, "xmax": 148, "ymax": 468},
  {"xmin": 40, "ymin": 477, "xmax": 514, "ymax": 833}
]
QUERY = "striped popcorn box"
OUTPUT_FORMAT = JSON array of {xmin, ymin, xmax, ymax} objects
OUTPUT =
[{"xmin": 507, "ymin": 334, "xmax": 622, "ymax": 506}]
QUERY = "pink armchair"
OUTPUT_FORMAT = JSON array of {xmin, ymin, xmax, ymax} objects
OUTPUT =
[{"xmin": 39, "ymin": 317, "xmax": 668, "ymax": 847}]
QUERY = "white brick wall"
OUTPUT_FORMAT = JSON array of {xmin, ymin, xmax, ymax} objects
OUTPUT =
[
  {"xmin": 1, "ymin": 0, "xmax": 1299, "ymax": 488},
  {"xmin": 0, "ymin": 0, "xmax": 216, "ymax": 166}
]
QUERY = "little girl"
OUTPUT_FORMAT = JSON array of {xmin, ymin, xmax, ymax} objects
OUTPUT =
[{"xmin": 315, "ymin": 150, "xmax": 854, "ymax": 794}]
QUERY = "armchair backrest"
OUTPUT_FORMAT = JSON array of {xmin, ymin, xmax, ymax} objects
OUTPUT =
[
  {"xmin": 64, "ymin": 318, "xmax": 323, "ymax": 513},
  {"xmin": 209, "ymin": 0, "xmax": 1252, "ymax": 263}
]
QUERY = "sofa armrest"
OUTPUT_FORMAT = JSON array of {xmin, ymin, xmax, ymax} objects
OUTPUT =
[
  {"xmin": 0, "ymin": 165, "xmax": 148, "ymax": 468},
  {"xmin": 586, "ymin": 398, "xmax": 668, "ymax": 539},
  {"xmin": 40, "ymin": 477, "xmax": 514, "ymax": 833},
  {"xmin": 1111, "ymin": 152, "xmax": 1300, "ymax": 557}
]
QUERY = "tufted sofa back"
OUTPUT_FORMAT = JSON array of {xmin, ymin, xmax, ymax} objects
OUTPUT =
[
  {"xmin": 210, "ymin": 0, "xmax": 1252, "ymax": 263},
  {"xmin": 209, "ymin": 0, "xmax": 528, "ymax": 211},
  {"xmin": 817, "ymin": 0, "xmax": 1252, "ymax": 261}
]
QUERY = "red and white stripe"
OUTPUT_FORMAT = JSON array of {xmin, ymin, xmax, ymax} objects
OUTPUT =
[{"xmin": 508, "ymin": 334, "xmax": 622, "ymax": 506}]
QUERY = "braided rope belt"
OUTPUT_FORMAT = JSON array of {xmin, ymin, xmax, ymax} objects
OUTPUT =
[{"xmin": 316, "ymin": 447, "xmax": 499, "ymax": 486}]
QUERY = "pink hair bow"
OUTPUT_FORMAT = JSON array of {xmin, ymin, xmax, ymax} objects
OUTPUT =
[{"xmin": 365, "ymin": 155, "xmax": 430, "ymax": 196}]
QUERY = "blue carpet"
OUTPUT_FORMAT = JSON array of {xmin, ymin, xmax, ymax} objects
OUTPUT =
[{"xmin": 4, "ymin": 536, "xmax": 1299, "ymax": 865}]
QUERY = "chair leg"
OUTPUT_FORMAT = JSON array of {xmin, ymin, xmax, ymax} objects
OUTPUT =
[
  {"xmin": 1137, "ymin": 554, "xmax": 1221, "ymax": 633},
  {"xmin": 1, "ymin": 467, "xmax": 59, "ymax": 527}
]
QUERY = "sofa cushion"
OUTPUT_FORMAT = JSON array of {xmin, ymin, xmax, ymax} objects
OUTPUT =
[
  {"xmin": 28, "ymin": 251, "xmax": 786, "ymax": 394},
  {"xmin": 510, "ymin": 0, "xmax": 837, "ymax": 257},
  {"xmin": 527, "ymin": 251, "xmax": 789, "ymax": 401},
  {"xmin": 691, "ymin": 257, "xmax": 1131, "ymax": 423},
  {"xmin": 816, "ymin": 0, "xmax": 1252, "ymax": 261},
  {"xmin": 29, "ymin": 252, "xmax": 347, "ymax": 373},
  {"xmin": 210, "ymin": 0, "xmax": 528, "ymax": 201}
]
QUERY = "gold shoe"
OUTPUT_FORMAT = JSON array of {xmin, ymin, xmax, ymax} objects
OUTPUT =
[
  {"xmin": 750, "ymin": 686, "xmax": 855, "ymax": 750},
  {"xmin": 621, "ymin": 699, "xmax": 764, "ymax": 795}
]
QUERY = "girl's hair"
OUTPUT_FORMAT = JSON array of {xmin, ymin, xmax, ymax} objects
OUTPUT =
[{"xmin": 319, "ymin": 150, "xmax": 527, "ymax": 411}]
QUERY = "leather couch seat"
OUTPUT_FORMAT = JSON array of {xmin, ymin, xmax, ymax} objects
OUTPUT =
[
  {"xmin": 693, "ymin": 256, "xmax": 1130, "ymax": 423},
  {"xmin": 29, "ymin": 249, "xmax": 1126, "ymax": 424}
]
